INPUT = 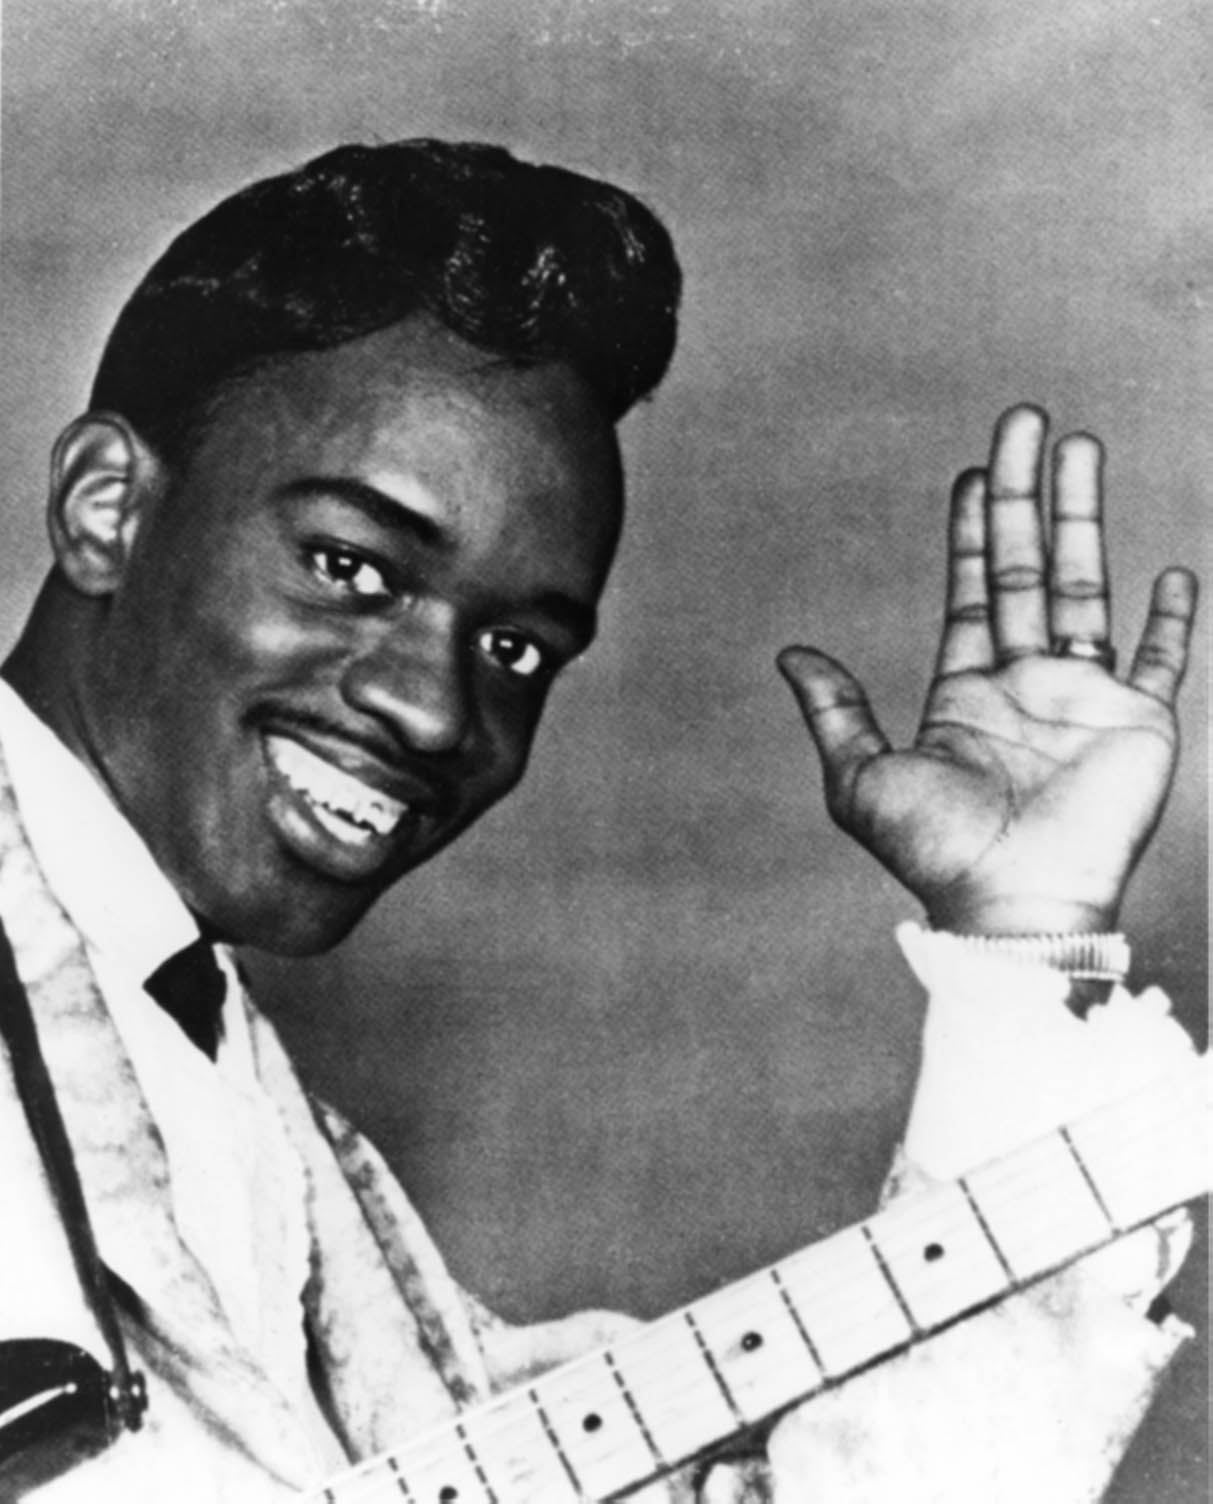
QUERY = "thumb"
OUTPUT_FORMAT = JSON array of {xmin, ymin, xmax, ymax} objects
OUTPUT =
[{"xmin": 776, "ymin": 646, "xmax": 890, "ymax": 791}]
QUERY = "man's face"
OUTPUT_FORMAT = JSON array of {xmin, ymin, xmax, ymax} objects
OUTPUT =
[{"xmin": 76, "ymin": 319, "xmax": 623, "ymax": 953}]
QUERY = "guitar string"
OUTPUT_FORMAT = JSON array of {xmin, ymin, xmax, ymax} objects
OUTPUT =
[{"xmin": 322, "ymin": 1070, "xmax": 1204, "ymax": 1504}]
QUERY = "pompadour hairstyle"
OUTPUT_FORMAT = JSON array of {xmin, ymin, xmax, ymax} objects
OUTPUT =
[{"xmin": 90, "ymin": 139, "xmax": 682, "ymax": 460}]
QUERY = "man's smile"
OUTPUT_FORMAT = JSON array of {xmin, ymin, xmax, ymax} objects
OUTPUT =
[
  {"xmin": 262, "ymin": 731, "xmax": 421, "ymax": 880},
  {"xmin": 266, "ymin": 733, "xmax": 411, "ymax": 835}
]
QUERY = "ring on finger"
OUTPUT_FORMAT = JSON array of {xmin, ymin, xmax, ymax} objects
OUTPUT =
[{"xmin": 1050, "ymin": 636, "xmax": 1117, "ymax": 672}]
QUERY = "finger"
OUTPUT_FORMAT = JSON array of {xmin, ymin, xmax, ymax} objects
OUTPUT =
[
  {"xmin": 934, "ymin": 468, "xmax": 995, "ymax": 677},
  {"xmin": 777, "ymin": 647, "xmax": 890, "ymax": 804},
  {"xmin": 986, "ymin": 404, "xmax": 1050, "ymax": 658},
  {"xmin": 1048, "ymin": 432, "xmax": 1111, "ymax": 646},
  {"xmin": 1128, "ymin": 568, "xmax": 1198, "ymax": 704}
]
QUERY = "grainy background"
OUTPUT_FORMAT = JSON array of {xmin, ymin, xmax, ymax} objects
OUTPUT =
[{"xmin": 1, "ymin": 0, "xmax": 1207, "ymax": 1494}]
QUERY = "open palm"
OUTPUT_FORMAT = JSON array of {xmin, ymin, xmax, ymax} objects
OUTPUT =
[{"xmin": 780, "ymin": 406, "xmax": 1197, "ymax": 935}]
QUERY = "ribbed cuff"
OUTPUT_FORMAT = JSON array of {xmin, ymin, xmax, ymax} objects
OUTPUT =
[{"xmin": 936, "ymin": 930, "xmax": 1130, "ymax": 983}]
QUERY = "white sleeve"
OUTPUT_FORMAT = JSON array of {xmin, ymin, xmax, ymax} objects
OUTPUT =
[
  {"xmin": 895, "ymin": 922, "xmax": 1196, "ymax": 1176},
  {"xmin": 891, "ymin": 922, "xmax": 1195, "ymax": 1310}
]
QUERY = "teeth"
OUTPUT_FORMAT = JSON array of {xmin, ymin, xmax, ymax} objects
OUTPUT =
[{"xmin": 266, "ymin": 735, "xmax": 408, "ymax": 839}]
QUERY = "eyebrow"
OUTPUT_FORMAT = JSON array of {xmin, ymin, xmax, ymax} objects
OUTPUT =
[
  {"xmin": 530, "ymin": 591, "xmax": 599, "ymax": 652},
  {"xmin": 278, "ymin": 474, "xmax": 600, "ymax": 650},
  {"xmin": 278, "ymin": 476, "xmax": 455, "ymax": 551}
]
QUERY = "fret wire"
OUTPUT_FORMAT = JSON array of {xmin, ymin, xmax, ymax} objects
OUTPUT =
[
  {"xmin": 320, "ymin": 1068, "xmax": 1204, "ymax": 1504},
  {"xmin": 968, "ymin": 1139, "xmax": 1119, "ymax": 1283},
  {"xmin": 859, "ymin": 1224, "xmax": 922, "ymax": 1335},
  {"xmin": 608, "ymin": 1310, "xmax": 740, "ymax": 1464},
  {"xmin": 455, "ymin": 1421, "xmax": 496, "ymax": 1503},
  {"xmin": 604, "ymin": 1349, "xmax": 664, "ymax": 1464},
  {"xmin": 513, "ymin": 1352, "xmax": 656, "ymax": 1497},
  {"xmin": 371, "ymin": 1422, "xmax": 493, "ymax": 1504},
  {"xmin": 694, "ymin": 1273, "xmax": 825, "ymax": 1426},
  {"xmin": 461, "ymin": 1386, "xmax": 589, "ymax": 1502},
  {"xmin": 777, "ymin": 1228, "xmax": 921, "ymax": 1312},
  {"xmin": 946, "ymin": 1119, "xmax": 1130, "ymax": 1208},
  {"xmin": 875, "ymin": 1242, "xmax": 1006, "ymax": 1300},
  {"xmin": 969, "ymin": 1168, "xmax": 1112, "ymax": 1242},
  {"xmin": 976, "ymin": 1092, "xmax": 1201, "ymax": 1242},
  {"xmin": 387, "ymin": 1454, "xmax": 411, "ymax": 1500},
  {"xmin": 1065, "ymin": 1077, "xmax": 1207, "ymax": 1230},
  {"xmin": 333, "ymin": 1401, "xmax": 523, "ymax": 1504},
  {"xmin": 532, "ymin": 1383, "xmax": 589, "ymax": 1504},
  {"xmin": 606, "ymin": 1306, "xmax": 792, "ymax": 1391},
  {"xmin": 869, "ymin": 1183, "xmax": 1012, "ymax": 1330},
  {"xmin": 921, "ymin": 1095, "xmax": 1195, "ymax": 1258},
  {"xmin": 1015, "ymin": 1080, "xmax": 1198, "ymax": 1199},
  {"xmin": 966, "ymin": 1128, "xmax": 1117, "ymax": 1207},
  {"xmin": 405, "ymin": 1410, "xmax": 518, "ymax": 1473},
  {"xmin": 682, "ymin": 1308, "xmax": 743, "ymax": 1423},
  {"xmin": 769, "ymin": 1266, "xmax": 827, "ymax": 1372},
  {"xmin": 958, "ymin": 1179, "xmax": 1015, "ymax": 1280},
  {"xmin": 423, "ymin": 1354, "xmax": 618, "ymax": 1489},
  {"xmin": 632, "ymin": 1240, "xmax": 904, "ymax": 1378},
  {"xmin": 1058, "ymin": 1124, "xmax": 1120, "ymax": 1231},
  {"xmin": 527, "ymin": 1386, "xmax": 585, "ymax": 1498},
  {"xmin": 779, "ymin": 1227, "xmax": 914, "ymax": 1375},
  {"xmin": 630, "ymin": 1288, "xmax": 882, "ymax": 1390},
  {"xmin": 872, "ymin": 1183, "xmax": 1014, "ymax": 1256},
  {"xmin": 459, "ymin": 1386, "xmax": 563, "ymax": 1451},
  {"xmin": 962, "ymin": 1139, "xmax": 1095, "ymax": 1205},
  {"xmin": 976, "ymin": 1175, "xmax": 1109, "ymax": 1227}
]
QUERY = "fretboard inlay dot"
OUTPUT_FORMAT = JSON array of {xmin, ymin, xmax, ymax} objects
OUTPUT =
[{"xmin": 740, "ymin": 1331, "xmax": 764, "ymax": 1352}]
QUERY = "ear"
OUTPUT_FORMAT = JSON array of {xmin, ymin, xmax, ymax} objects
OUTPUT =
[{"xmin": 47, "ymin": 414, "xmax": 165, "ymax": 596}]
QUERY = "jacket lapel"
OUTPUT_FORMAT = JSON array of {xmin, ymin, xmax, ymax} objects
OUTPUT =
[
  {"xmin": 0, "ymin": 758, "xmax": 316, "ymax": 1489},
  {"xmin": 250, "ymin": 1007, "xmax": 489, "ymax": 1459}
]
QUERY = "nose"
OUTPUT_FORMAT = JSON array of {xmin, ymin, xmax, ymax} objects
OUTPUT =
[{"xmin": 341, "ymin": 611, "xmax": 470, "ymax": 757}]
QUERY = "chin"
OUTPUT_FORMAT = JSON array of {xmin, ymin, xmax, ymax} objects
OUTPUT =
[
  {"xmin": 252, "ymin": 918, "xmax": 365, "ymax": 958},
  {"xmin": 183, "ymin": 867, "xmax": 381, "ymax": 957},
  {"xmin": 180, "ymin": 816, "xmax": 473, "ymax": 955}
]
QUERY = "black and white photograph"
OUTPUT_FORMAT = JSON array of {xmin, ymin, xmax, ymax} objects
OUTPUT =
[{"xmin": 0, "ymin": 2, "xmax": 1206, "ymax": 1499}]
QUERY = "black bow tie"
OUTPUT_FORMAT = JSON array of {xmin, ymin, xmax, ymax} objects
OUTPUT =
[{"xmin": 143, "ymin": 939, "xmax": 227, "ymax": 1060}]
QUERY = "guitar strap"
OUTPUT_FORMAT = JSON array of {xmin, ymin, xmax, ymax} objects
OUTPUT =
[{"xmin": 0, "ymin": 911, "xmax": 147, "ymax": 1439}]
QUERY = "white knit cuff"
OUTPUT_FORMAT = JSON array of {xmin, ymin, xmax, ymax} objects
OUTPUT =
[{"xmin": 894, "ymin": 922, "xmax": 1195, "ymax": 1181}]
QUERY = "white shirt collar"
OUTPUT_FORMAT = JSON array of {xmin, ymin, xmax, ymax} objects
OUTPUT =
[{"xmin": 0, "ymin": 679, "xmax": 201, "ymax": 984}]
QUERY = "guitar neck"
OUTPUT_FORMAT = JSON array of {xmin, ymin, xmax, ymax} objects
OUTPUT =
[{"xmin": 317, "ymin": 1057, "xmax": 1209, "ymax": 1504}]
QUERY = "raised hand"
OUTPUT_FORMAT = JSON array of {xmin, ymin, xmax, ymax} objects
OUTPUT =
[{"xmin": 778, "ymin": 405, "xmax": 1197, "ymax": 936}]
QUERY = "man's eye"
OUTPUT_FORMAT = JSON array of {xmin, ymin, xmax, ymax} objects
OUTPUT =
[
  {"xmin": 476, "ymin": 628, "xmax": 548, "ymax": 680},
  {"xmin": 308, "ymin": 546, "xmax": 390, "ymax": 599}
]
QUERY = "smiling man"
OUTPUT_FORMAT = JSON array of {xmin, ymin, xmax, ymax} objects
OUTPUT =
[{"xmin": 0, "ymin": 140, "xmax": 1201, "ymax": 1502}]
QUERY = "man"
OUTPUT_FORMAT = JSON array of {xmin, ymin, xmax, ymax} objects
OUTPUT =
[{"xmin": 0, "ymin": 139, "xmax": 1200, "ymax": 1501}]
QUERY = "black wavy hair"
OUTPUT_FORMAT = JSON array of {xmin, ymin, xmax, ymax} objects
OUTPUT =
[{"xmin": 90, "ymin": 139, "xmax": 682, "ymax": 461}]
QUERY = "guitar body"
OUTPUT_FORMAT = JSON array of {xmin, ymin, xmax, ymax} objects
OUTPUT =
[{"xmin": 0, "ymin": 1339, "xmax": 117, "ymax": 1495}]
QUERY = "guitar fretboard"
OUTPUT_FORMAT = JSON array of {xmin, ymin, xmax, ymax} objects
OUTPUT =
[{"xmin": 317, "ymin": 1057, "xmax": 1208, "ymax": 1504}]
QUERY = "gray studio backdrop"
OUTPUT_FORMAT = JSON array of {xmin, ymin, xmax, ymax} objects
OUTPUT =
[{"xmin": 1, "ymin": 0, "xmax": 1207, "ymax": 1496}]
